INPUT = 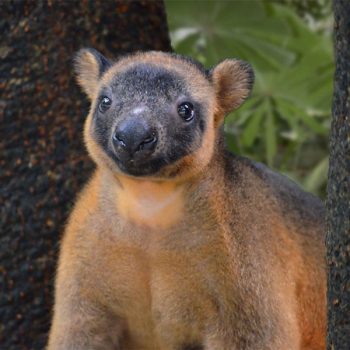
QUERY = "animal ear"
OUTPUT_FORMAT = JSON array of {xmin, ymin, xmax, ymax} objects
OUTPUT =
[
  {"xmin": 210, "ymin": 59, "xmax": 254, "ymax": 121},
  {"xmin": 74, "ymin": 48, "xmax": 111, "ymax": 99}
]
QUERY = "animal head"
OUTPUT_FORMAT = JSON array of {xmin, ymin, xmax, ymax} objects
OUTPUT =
[{"xmin": 74, "ymin": 48, "xmax": 254, "ymax": 180}]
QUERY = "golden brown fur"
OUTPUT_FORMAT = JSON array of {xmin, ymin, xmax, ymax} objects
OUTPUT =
[{"xmin": 48, "ymin": 50, "xmax": 326, "ymax": 350}]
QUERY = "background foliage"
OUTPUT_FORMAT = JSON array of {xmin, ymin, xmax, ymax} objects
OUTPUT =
[{"xmin": 165, "ymin": 0, "xmax": 333, "ymax": 197}]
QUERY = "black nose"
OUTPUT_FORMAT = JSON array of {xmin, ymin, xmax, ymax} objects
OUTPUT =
[{"xmin": 112, "ymin": 119, "xmax": 157, "ymax": 159}]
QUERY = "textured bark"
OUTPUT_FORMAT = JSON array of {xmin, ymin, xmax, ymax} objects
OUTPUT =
[
  {"xmin": 0, "ymin": 1, "xmax": 171, "ymax": 349},
  {"xmin": 327, "ymin": 1, "xmax": 350, "ymax": 349}
]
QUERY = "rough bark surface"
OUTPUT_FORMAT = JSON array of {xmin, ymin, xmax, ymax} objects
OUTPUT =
[
  {"xmin": 327, "ymin": 1, "xmax": 350, "ymax": 349},
  {"xmin": 0, "ymin": 1, "xmax": 171, "ymax": 349}
]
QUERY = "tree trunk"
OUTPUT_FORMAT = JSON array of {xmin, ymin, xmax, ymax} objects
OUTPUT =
[
  {"xmin": 0, "ymin": 1, "xmax": 171, "ymax": 349},
  {"xmin": 327, "ymin": 1, "xmax": 350, "ymax": 349}
]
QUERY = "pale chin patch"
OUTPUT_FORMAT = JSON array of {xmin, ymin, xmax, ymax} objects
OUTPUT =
[
  {"xmin": 126, "ymin": 188, "xmax": 182, "ymax": 218},
  {"xmin": 114, "ymin": 177, "xmax": 185, "ymax": 230}
]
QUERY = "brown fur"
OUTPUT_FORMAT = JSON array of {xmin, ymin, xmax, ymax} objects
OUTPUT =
[{"xmin": 48, "ymin": 50, "xmax": 326, "ymax": 349}]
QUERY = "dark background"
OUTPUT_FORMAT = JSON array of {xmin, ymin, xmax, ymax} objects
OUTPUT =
[{"xmin": 0, "ymin": 1, "xmax": 171, "ymax": 348}]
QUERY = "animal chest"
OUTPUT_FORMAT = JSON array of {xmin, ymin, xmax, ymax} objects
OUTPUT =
[{"xmin": 95, "ymin": 222, "xmax": 234, "ymax": 349}]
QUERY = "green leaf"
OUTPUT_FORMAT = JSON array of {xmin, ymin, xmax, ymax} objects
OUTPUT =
[
  {"xmin": 303, "ymin": 157, "xmax": 329, "ymax": 193},
  {"xmin": 241, "ymin": 110, "xmax": 264, "ymax": 147},
  {"xmin": 224, "ymin": 131, "xmax": 241, "ymax": 155},
  {"xmin": 276, "ymin": 98, "xmax": 328, "ymax": 135},
  {"xmin": 265, "ymin": 101, "xmax": 277, "ymax": 166}
]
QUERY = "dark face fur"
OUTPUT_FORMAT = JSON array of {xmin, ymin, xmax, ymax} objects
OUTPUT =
[
  {"xmin": 92, "ymin": 63, "xmax": 208, "ymax": 176},
  {"xmin": 74, "ymin": 49, "xmax": 253, "ymax": 180}
]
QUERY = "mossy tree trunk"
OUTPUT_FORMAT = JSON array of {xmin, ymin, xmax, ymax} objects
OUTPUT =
[
  {"xmin": 0, "ymin": 1, "xmax": 171, "ymax": 349},
  {"xmin": 326, "ymin": 1, "xmax": 350, "ymax": 349}
]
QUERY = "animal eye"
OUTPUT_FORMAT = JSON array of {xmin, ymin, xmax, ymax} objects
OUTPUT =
[
  {"xmin": 99, "ymin": 96, "xmax": 112, "ymax": 113},
  {"xmin": 177, "ymin": 102, "xmax": 194, "ymax": 122}
]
